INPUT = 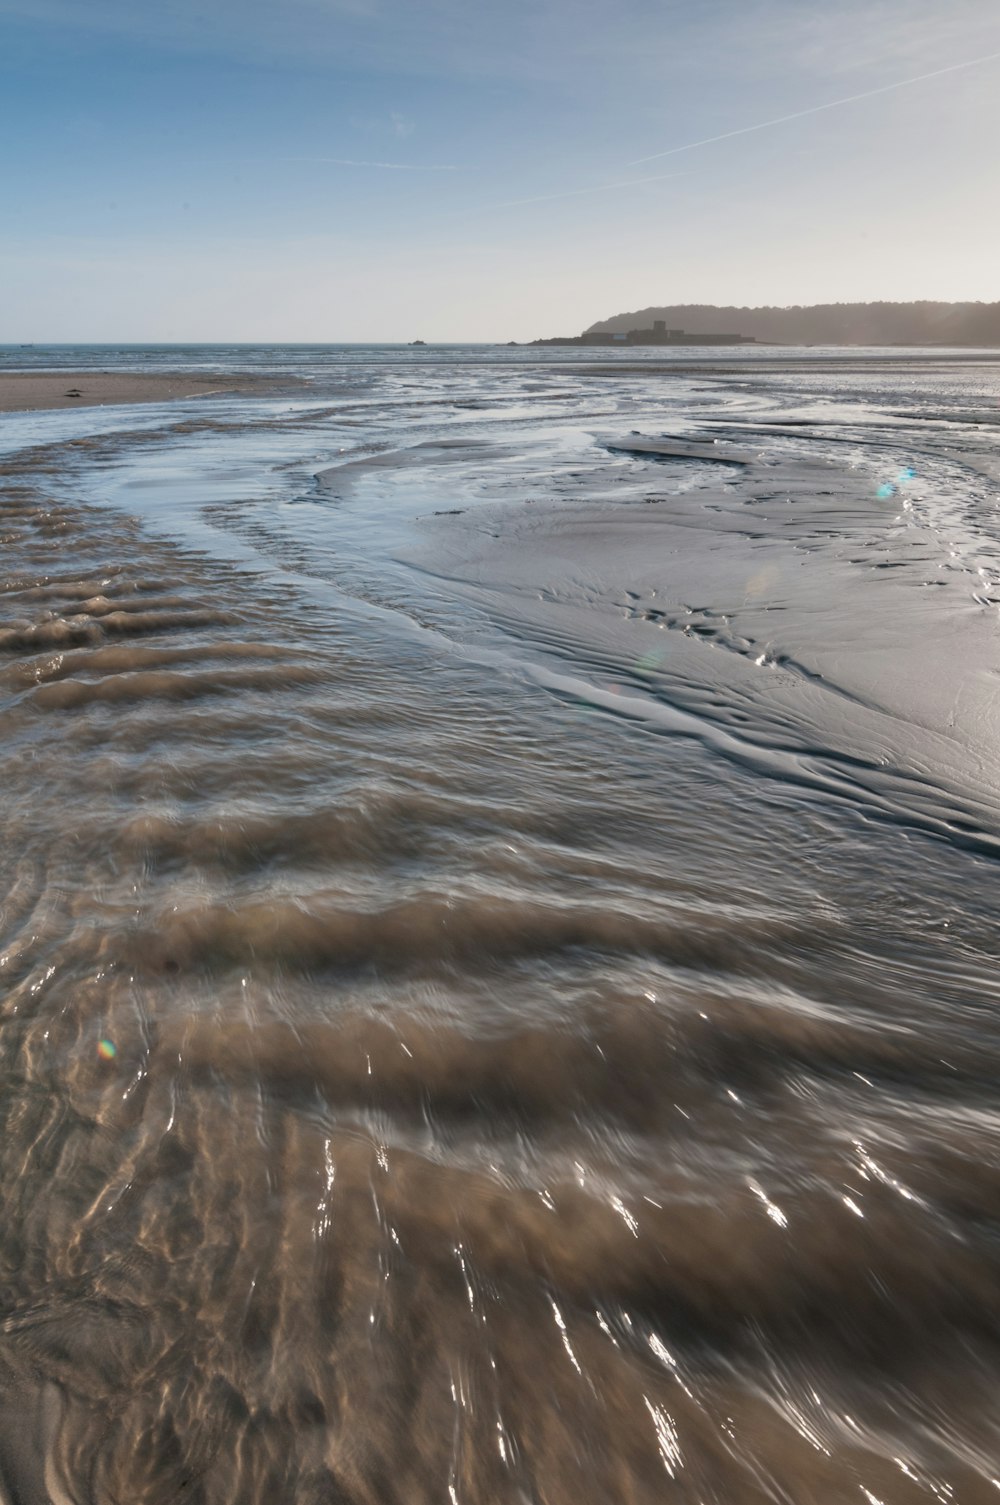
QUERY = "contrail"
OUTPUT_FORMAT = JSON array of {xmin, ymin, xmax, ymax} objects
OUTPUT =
[
  {"xmin": 278, "ymin": 157, "xmax": 459, "ymax": 171},
  {"xmin": 465, "ymin": 169, "xmax": 689, "ymax": 212},
  {"xmin": 629, "ymin": 47, "xmax": 1000, "ymax": 165}
]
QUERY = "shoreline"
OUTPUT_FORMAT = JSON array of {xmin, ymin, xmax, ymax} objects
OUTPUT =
[{"xmin": 0, "ymin": 370, "xmax": 272, "ymax": 413}]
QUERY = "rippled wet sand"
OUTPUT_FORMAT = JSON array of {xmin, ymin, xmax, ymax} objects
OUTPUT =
[{"xmin": 4, "ymin": 355, "xmax": 1000, "ymax": 1502}]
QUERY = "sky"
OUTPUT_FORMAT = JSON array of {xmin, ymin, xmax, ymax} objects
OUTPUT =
[{"xmin": 2, "ymin": 0, "xmax": 999, "ymax": 341}]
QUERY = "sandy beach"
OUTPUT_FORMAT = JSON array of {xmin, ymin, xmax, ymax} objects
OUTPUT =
[
  {"xmin": 0, "ymin": 370, "xmax": 267, "ymax": 412},
  {"xmin": 4, "ymin": 346, "xmax": 1000, "ymax": 1502}
]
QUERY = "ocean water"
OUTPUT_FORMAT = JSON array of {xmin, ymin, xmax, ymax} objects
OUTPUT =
[{"xmin": 2, "ymin": 344, "xmax": 1000, "ymax": 1503}]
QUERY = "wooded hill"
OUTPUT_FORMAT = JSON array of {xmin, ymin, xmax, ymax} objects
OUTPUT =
[{"xmin": 586, "ymin": 302, "xmax": 1000, "ymax": 346}]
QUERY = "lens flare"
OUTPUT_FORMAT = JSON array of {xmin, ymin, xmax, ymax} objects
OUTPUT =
[
  {"xmin": 97, "ymin": 1039, "xmax": 117, "ymax": 1061},
  {"xmin": 635, "ymin": 649, "xmax": 664, "ymax": 674}
]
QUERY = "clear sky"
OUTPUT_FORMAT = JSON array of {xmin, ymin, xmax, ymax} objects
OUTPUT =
[{"xmin": 3, "ymin": 0, "xmax": 999, "ymax": 341}]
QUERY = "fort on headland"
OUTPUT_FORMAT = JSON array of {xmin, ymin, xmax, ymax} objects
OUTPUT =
[{"xmin": 532, "ymin": 319, "xmax": 755, "ymax": 347}]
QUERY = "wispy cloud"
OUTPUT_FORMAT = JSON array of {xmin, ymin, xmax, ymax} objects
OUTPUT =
[
  {"xmin": 277, "ymin": 156, "xmax": 458, "ymax": 170},
  {"xmin": 630, "ymin": 47, "xmax": 1000, "ymax": 165},
  {"xmin": 463, "ymin": 169, "xmax": 688, "ymax": 213}
]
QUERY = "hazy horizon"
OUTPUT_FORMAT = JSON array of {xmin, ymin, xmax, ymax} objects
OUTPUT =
[{"xmin": 4, "ymin": 0, "xmax": 1000, "ymax": 342}]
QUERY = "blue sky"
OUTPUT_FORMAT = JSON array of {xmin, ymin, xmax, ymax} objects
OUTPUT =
[{"xmin": 3, "ymin": 0, "xmax": 999, "ymax": 340}]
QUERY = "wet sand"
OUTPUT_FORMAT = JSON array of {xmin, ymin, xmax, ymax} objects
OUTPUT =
[
  {"xmin": 395, "ymin": 424, "xmax": 1000, "ymax": 853},
  {"xmin": 3, "ymin": 351, "xmax": 1000, "ymax": 1502},
  {"xmin": 0, "ymin": 370, "xmax": 268, "ymax": 412}
]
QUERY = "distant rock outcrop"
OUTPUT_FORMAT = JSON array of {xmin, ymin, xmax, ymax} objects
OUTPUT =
[{"xmin": 586, "ymin": 301, "xmax": 1000, "ymax": 347}]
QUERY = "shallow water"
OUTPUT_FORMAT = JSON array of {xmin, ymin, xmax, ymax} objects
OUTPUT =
[{"xmin": 3, "ymin": 347, "xmax": 1000, "ymax": 1503}]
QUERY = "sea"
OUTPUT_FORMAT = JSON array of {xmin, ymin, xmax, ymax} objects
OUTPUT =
[{"xmin": 2, "ymin": 342, "xmax": 1000, "ymax": 1504}]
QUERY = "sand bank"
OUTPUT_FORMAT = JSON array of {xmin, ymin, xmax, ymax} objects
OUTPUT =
[
  {"xmin": 0, "ymin": 370, "xmax": 268, "ymax": 413},
  {"xmin": 393, "ymin": 415, "xmax": 1000, "ymax": 854}
]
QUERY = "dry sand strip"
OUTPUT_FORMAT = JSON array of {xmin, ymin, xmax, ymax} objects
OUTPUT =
[{"xmin": 0, "ymin": 370, "xmax": 271, "ymax": 413}]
